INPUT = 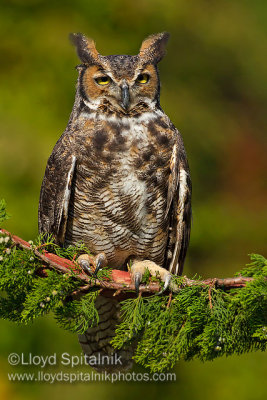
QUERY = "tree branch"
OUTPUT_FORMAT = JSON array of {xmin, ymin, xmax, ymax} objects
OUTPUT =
[{"xmin": 0, "ymin": 229, "xmax": 256, "ymax": 297}]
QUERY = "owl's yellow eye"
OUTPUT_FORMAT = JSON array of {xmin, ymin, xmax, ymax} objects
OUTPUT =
[
  {"xmin": 95, "ymin": 76, "xmax": 111, "ymax": 85},
  {"xmin": 137, "ymin": 73, "xmax": 150, "ymax": 84}
]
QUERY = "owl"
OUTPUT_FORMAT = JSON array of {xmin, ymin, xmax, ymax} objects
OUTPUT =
[{"xmin": 38, "ymin": 32, "xmax": 192, "ymax": 370}]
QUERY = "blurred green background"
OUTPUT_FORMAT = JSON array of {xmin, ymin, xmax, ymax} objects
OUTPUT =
[{"xmin": 0, "ymin": 0, "xmax": 266, "ymax": 398}]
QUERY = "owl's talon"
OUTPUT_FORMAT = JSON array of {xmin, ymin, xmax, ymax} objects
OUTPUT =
[
  {"xmin": 79, "ymin": 259, "xmax": 93, "ymax": 275},
  {"xmin": 134, "ymin": 272, "xmax": 142, "ymax": 295},
  {"xmin": 77, "ymin": 254, "xmax": 95, "ymax": 276},
  {"xmin": 93, "ymin": 253, "xmax": 108, "ymax": 277},
  {"xmin": 158, "ymin": 273, "xmax": 172, "ymax": 295},
  {"xmin": 93, "ymin": 261, "xmax": 102, "ymax": 277},
  {"xmin": 77, "ymin": 253, "xmax": 107, "ymax": 277}
]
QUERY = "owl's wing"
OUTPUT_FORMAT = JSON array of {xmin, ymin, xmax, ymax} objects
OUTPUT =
[
  {"xmin": 38, "ymin": 137, "xmax": 76, "ymax": 245},
  {"xmin": 165, "ymin": 137, "xmax": 192, "ymax": 276}
]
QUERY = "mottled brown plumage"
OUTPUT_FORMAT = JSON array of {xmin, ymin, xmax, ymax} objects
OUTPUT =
[{"xmin": 38, "ymin": 32, "xmax": 191, "ymax": 370}]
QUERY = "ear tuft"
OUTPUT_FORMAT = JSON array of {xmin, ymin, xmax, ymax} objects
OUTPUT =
[
  {"xmin": 139, "ymin": 32, "xmax": 170, "ymax": 64},
  {"xmin": 69, "ymin": 33, "xmax": 99, "ymax": 64}
]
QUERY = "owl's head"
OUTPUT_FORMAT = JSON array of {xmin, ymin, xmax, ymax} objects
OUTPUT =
[{"xmin": 70, "ymin": 32, "xmax": 169, "ymax": 115}]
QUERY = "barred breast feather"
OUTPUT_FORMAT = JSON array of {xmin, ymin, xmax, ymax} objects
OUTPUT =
[{"xmin": 63, "ymin": 112, "xmax": 177, "ymax": 269}]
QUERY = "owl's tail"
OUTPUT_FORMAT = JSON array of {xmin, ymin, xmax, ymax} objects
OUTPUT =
[{"xmin": 78, "ymin": 295, "xmax": 134, "ymax": 371}]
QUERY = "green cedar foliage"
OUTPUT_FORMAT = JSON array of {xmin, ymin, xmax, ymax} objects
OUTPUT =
[
  {"xmin": 0, "ymin": 199, "xmax": 10, "ymax": 224},
  {"xmin": 112, "ymin": 255, "xmax": 267, "ymax": 372},
  {"xmin": 0, "ymin": 200, "xmax": 266, "ymax": 372}
]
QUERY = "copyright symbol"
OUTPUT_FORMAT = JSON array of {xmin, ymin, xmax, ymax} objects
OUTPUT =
[{"xmin": 8, "ymin": 353, "xmax": 20, "ymax": 365}]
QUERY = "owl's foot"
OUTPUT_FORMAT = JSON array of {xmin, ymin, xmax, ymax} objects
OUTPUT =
[
  {"xmin": 77, "ymin": 253, "xmax": 107, "ymax": 277},
  {"xmin": 130, "ymin": 260, "xmax": 172, "ymax": 295}
]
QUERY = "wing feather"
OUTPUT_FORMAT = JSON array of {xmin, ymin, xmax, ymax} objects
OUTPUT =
[
  {"xmin": 165, "ymin": 142, "xmax": 179, "ymax": 217},
  {"xmin": 165, "ymin": 136, "xmax": 192, "ymax": 275},
  {"xmin": 38, "ymin": 136, "xmax": 76, "ymax": 245}
]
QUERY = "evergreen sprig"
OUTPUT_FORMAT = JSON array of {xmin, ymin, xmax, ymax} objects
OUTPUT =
[
  {"xmin": 110, "ymin": 259, "xmax": 267, "ymax": 371},
  {"xmin": 54, "ymin": 290, "xmax": 99, "ymax": 334},
  {"xmin": 0, "ymin": 199, "xmax": 10, "ymax": 224},
  {"xmin": 0, "ymin": 199, "xmax": 266, "ymax": 372},
  {"xmin": 0, "ymin": 231, "xmax": 100, "ymax": 326}
]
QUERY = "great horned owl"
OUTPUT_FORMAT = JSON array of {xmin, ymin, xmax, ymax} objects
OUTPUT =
[{"xmin": 38, "ymin": 32, "xmax": 191, "ymax": 370}]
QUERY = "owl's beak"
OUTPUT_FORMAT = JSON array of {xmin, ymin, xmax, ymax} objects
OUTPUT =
[{"xmin": 121, "ymin": 83, "xmax": 130, "ymax": 111}]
